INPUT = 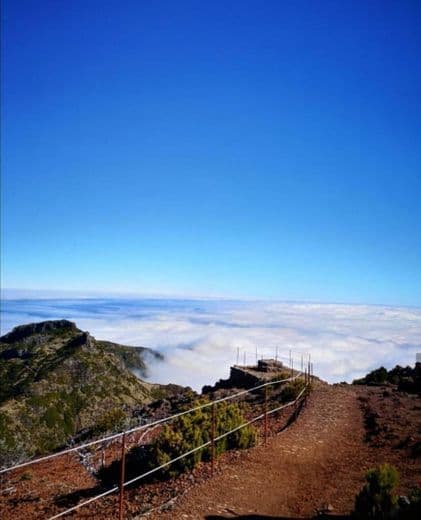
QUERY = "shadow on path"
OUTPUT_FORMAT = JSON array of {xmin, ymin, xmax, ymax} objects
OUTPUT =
[
  {"xmin": 53, "ymin": 485, "xmax": 103, "ymax": 508},
  {"xmin": 205, "ymin": 515, "xmax": 350, "ymax": 520}
]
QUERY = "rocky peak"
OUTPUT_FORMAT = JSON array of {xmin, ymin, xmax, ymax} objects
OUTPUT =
[{"xmin": 0, "ymin": 320, "xmax": 79, "ymax": 344}]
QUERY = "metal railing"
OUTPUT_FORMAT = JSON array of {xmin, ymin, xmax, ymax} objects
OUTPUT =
[
  {"xmin": 235, "ymin": 347, "xmax": 311, "ymax": 370},
  {"xmin": 1, "ymin": 361, "xmax": 314, "ymax": 519}
]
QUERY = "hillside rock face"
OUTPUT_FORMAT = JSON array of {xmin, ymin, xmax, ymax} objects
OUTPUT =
[
  {"xmin": 0, "ymin": 319, "xmax": 78, "ymax": 344},
  {"xmin": 0, "ymin": 320, "xmax": 164, "ymax": 464}
]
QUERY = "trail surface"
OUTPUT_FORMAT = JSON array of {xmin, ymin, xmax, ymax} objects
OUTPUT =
[{"xmin": 148, "ymin": 384, "xmax": 373, "ymax": 519}]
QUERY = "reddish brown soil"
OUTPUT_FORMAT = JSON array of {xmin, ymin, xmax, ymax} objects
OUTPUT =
[
  {"xmin": 355, "ymin": 385, "xmax": 421, "ymax": 489},
  {"xmin": 144, "ymin": 384, "xmax": 420, "ymax": 520},
  {"xmin": 1, "ymin": 383, "xmax": 419, "ymax": 519},
  {"xmin": 0, "ymin": 453, "xmax": 97, "ymax": 520}
]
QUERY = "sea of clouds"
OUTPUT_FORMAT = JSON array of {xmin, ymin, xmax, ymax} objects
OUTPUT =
[{"xmin": 1, "ymin": 298, "xmax": 420, "ymax": 391}]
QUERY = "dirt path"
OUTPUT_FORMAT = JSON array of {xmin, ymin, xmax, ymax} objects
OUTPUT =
[
  {"xmin": 2, "ymin": 383, "xmax": 416, "ymax": 519},
  {"xmin": 147, "ymin": 384, "xmax": 373, "ymax": 519}
]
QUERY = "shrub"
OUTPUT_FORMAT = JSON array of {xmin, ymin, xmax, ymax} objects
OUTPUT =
[
  {"xmin": 149, "ymin": 400, "xmax": 256, "ymax": 478},
  {"xmin": 98, "ymin": 400, "xmax": 256, "ymax": 485},
  {"xmin": 280, "ymin": 379, "xmax": 306, "ymax": 403},
  {"xmin": 353, "ymin": 463, "xmax": 399, "ymax": 519},
  {"xmin": 92, "ymin": 408, "xmax": 127, "ymax": 436},
  {"xmin": 363, "ymin": 367, "xmax": 388, "ymax": 385},
  {"xmin": 353, "ymin": 363, "xmax": 421, "ymax": 392}
]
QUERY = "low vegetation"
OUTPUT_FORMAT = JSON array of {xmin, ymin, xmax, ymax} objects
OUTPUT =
[
  {"xmin": 354, "ymin": 464, "xmax": 420, "ymax": 519},
  {"xmin": 354, "ymin": 463, "xmax": 399, "ymax": 519},
  {"xmin": 279, "ymin": 378, "xmax": 307, "ymax": 402},
  {"xmin": 0, "ymin": 320, "xmax": 166, "ymax": 466},
  {"xmin": 98, "ymin": 400, "xmax": 256, "ymax": 485},
  {"xmin": 353, "ymin": 363, "xmax": 420, "ymax": 394},
  {"xmin": 98, "ymin": 377, "xmax": 308, "ymax": 487}
]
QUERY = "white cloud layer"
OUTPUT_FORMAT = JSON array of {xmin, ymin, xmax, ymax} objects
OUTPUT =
[{"xmin": 1, "ymin": 299, "xmax": 420, "ymax": 391}]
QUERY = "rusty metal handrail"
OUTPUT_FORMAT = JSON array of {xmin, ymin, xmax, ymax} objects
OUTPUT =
[
  {"xmin": 0, "ymin": 372, "xmax": 303, "ymax": 476},
  {"xmin": 46, "ymin": 381, "xmax": 309, "ymax": 520}
]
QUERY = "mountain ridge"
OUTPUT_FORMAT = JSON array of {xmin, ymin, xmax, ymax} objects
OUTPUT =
[{"xmin": 0, "ymin": 320, "xmax": 168, "ymax": 464}]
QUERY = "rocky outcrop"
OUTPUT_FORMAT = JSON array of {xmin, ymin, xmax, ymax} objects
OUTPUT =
[
  {"xmin": 0, "ymin": 319, "xmax": 78, "ymax": 344},
  {"xmin": 0, "ymin": 320, "xmax": 167, "ymax": 463}
]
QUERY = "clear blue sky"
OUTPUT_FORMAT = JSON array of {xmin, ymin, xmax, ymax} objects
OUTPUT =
[{"xmin": 2, "ymin": 0, "xmax": 420, "ymax": 305}]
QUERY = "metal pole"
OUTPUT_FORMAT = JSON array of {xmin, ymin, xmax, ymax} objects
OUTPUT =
[
  {"xmin": 243, "ymin": 352, "xmax": 246, "ymax": 366},
  {"xmin": 211, "ymin": 403, "xmax": 216, "ymax": 476},
  {"xmin": 236, "ymin": 347, "xmax": 240, "ymax": 365},
  {"xmin": 301, "ymin": 354, "xmax": 303, "ymax": 372},
  {"xmin": 291, "ymin": 356, "xmax": 294, "ymax": 378},
  {"xmin": 255, "ymin": 346, "xmax": 258, "ymax": 363},
  {"xmin": 118, "ymin": 433, "xmax": 126, "ymax": 520},
  {"xmin": 264, "ymin": 386, "xmax": 268, "ymax": 445}
]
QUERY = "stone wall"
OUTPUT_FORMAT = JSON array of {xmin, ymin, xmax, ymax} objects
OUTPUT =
[{"xmin": 202, "ymin": 359, "xmax": 287, "ymax": 393}]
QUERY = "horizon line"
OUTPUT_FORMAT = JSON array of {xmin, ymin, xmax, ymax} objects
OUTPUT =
[{"xmin": 1, "ymin": 288, "xmax": 420, "ymax": 310}]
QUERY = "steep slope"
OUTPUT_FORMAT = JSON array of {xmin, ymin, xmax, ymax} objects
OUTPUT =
[{"xmin": 0, "ymin": 320, "xmax": 163, "ymax": 463}]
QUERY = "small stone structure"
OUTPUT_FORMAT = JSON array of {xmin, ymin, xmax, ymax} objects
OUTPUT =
[
  {"xmin": 257, "ymin": 359, "xmax": 284, "ymax": 372},
  {"xmin": 203, "ymin": 358, "xmax": 288, "ymax": 393}
]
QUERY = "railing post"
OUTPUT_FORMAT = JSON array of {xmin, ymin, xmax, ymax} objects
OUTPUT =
[
  {"xmin": 264, "ymin": 386, "xmax": 268, "ymax": 445},
  {"xmin": 118, "ymin": 433, "xmax": 126, "ymax": 520},
  {"xmin": 211, "ymin": 402, "xmax": 216, "ymax": 476},
  {"xmin": 101, "ymin": 447, "xmax": 106, "ymax": 469}
]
